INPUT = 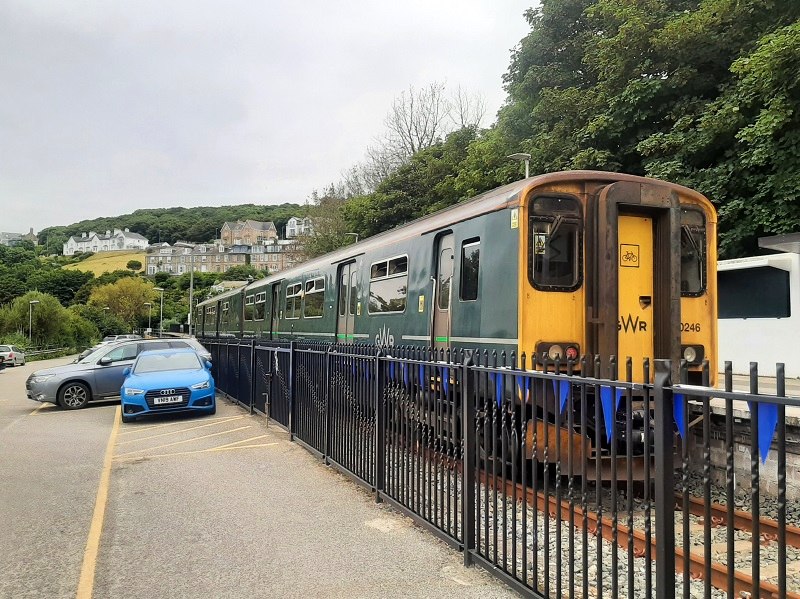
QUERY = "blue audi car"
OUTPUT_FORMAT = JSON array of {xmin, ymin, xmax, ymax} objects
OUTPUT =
[{"xmin": 120, "ymin": 348, "xmax": 215, "ymax": 423}]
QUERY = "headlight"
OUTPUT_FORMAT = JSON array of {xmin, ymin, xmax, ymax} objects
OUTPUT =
[
  {"xmin": 124, "ymin": 388, "xmax": 145, "ymax": 396},
  {"xmin": 191, "ymin": 380, "xmax": 210, "ymax": 390},
  {"xmin": 30, "ymin": 374, "xmax": 55, "ymax": 384}
]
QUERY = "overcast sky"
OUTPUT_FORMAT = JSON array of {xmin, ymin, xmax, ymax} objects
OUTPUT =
[{"xmin": 1, "ymin": 1, "xmax": 533, "ymax": 234}]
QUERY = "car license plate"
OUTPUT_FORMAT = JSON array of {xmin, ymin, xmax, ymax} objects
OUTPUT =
[{"xmin": 153, "ymin": 395, "xmax": 183, "ymax": 405}]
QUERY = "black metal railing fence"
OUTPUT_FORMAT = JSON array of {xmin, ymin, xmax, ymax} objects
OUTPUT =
[{"xmin": 201, "ymin": 337, "xmax": 799, "ymax": 599}]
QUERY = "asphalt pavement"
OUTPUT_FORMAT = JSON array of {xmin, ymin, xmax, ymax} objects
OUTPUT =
[{"xmin": 0, "ymin": 356, "xmax": 516, "ymax": 599}]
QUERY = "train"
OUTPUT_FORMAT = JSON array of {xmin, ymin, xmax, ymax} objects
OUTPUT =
[{"xmin": 195, "ymin": 170, "xmax": 717, "ymax": 382}]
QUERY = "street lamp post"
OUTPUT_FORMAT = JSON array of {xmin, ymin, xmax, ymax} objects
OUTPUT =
[
  {"xmin": 152, "ymin": 287, "xmax": 165, "ymax": 337},
  {"xmin": 143, "ymin": 302, "xmax": 152, "ymax": 335},
  {"xmin": 507, "ymin": 152, "xmax": 531, "ymax": 179},
  {"xmin": 28, "ymin": 300, "xmax": 40, "ymax": 342}
]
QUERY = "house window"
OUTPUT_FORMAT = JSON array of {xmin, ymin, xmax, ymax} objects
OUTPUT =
[
  {"xmin": 369, "ymin": 255, "xmax": 408, "ymax": 314},
  {"xmin": 303, "ymin": 277, "xmax": 325, "ymax": 318},
  {"xmin": 285, "ymin": 283, "xmax": 301, "ymax": 319},
  {"xmin": 460, "ymin": 239, "xmax": 480, "ymax": 301}
]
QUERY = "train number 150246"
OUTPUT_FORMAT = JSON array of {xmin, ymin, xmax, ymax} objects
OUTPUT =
[{"xmin": 680, "ymin": 322, "xmax": 701, "ymax": 332}]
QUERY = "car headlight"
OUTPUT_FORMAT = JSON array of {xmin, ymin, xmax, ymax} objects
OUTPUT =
[
  {"xmin": 191, "ymin": 380, "xmax": 210, "ymax": 390},
  {"xmin": 30, "ymin": 374, "xmax": 55, "ymax": 384},
  {"xmin": 124, "ymin": 388, "xmax": 145, "ymax": 396}
]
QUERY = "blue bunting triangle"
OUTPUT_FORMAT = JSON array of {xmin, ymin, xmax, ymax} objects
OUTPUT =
[
  {"xmin": 403, "ymin": 363, "xmax": 409, "ymax": 386},
  {"xmin": 442, "ymin": 367, "xmax": 449, "ymax": 394},
  {"xmin": 489, "ymin": 373, "xmax": 504, "ymax": 407},
  {"xmin": 748, "ymin": 400, "xmax": 779, "ymax": 464},
  {"xmin": 600, "ymin": 386, "xmax": 624, "ymax": 443},
  {"xmin": 389, "ymin": 362, "xmax": 395, "ymax": 380},
  {"xmin": 553, "ymin": 379, "xmax": 570, "ymax": 413},
  {"xmin": 673, "ymin": 393, "xmax": 687, "ymax": 439}
]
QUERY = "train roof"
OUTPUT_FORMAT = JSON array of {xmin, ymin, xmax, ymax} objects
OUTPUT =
[{"xmin": 197, "ymin": 170, "xmax": 713, "ymax": 307}]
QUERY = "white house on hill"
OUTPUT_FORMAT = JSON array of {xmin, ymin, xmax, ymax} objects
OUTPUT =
[{"xmin": 63, "ymin": 228, "xmax": 149, "ymax": 256}]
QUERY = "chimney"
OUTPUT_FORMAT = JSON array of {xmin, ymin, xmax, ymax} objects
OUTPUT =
[
  {"xmin": 124, "ymin": 228, "xmax": 129, "ymax": 233},
  {"xmin": 105, "ymin": 230, "xmax": 111, "ymax": 237}
]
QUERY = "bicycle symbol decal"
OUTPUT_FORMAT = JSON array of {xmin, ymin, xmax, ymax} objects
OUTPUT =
[{"xmin": 620, "ymin": 244, "xmax": 640, "ymax": 267}]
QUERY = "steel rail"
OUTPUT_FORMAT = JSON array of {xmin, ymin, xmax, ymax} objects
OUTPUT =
[{"xmin": 676, "ymin": 493, "xmax": 800, "ymax": 549}]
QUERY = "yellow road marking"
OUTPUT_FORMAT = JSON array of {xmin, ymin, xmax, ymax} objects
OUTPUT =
[
  {"xmin": 116, "ymin": 416, "xmax": 244, "ymax": 445},
  {"xmin": 76, "ymin": 405, "xmax": 121, "ymax": 599},
  {"xmin": 29, "ymin": 403, "xmax": 52, "ymax": 415},
  {"xmin": 208, "ymin": 434, "xmax": 268, "ymax": 450},
  {"xmin": 114, "ymin": 425, "xmax": 252, "ymax": 457},
  {"xmin": 114, "ymin": 442, "xmax": 279, "ymax": 462},
  {"xmin": 116, "ymin": 413, "xmax": 238, "ymax": 435}
]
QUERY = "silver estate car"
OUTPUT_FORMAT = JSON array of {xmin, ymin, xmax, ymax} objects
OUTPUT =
[
  {"xmin": 0, "ymin": 345, "xmax": 26, "ymax": 367},
  {"xmin": 26, "ymin": 338, "xmax": 211, "ymax": 409}
]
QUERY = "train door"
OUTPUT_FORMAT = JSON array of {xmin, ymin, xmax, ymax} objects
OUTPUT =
[
  {"xmin": 617, "ymin": 215, "xmax": 654, "ymax": 382},
  {"xmin": 596, "ymin": 182, "xmax": 681, "ymax": 382},
  {"xmin": 432, "ymin": 233, "xmax": 454, "ymax": 350},
  {"xmin": 336, "ymin": 263, "xmax": 357, "ymax": 343},
  {"xmin": 270, "ymin": 282, "xmax": 281, "ymax": 339}
]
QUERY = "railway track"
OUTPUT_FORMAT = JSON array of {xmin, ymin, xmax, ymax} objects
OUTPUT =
[
  {"xmin": 485, "ymin": 473, "xmax": 799, "ymax": 599},
  {"xmin": 677, "ymin": 493, "xmax": 800, "ymax": 548}
]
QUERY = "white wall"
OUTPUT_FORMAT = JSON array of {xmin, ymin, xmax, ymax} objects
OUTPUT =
[{"xmin": 717, "ymin": 253, "xmax": 800, "ymax": 377}]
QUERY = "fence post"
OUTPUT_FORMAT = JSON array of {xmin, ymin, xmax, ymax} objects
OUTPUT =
[
  {"xmin": 249, "ymin": 338, "xmax": 257, "ymax": 415},
  {"xmin": 288, "ymin": 340, "xmax": 296, "ymax": 441},
  {"xmin": 462, "ymin": 355, "xmax": 475, "ymax": 566},
  {"xmin": 374, "ymin": 350, "xmax": 385, "ymax": 502},
  {"xmin": 654, "ymin": 359, "xmax": 675, "ymax": 599},
  {"xmin": 324, "ymin": 347, "xmax": 332, "ymax": 464}
]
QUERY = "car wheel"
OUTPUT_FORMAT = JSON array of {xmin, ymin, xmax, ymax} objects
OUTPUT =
[
  {"xmin": 58, "ymin": 382, "xmax": 91, "ymax": 409},
  {"xmin": 208, "ymin": 405, "xmax": 216, "ymax": 416},
  {"xmin": 121, "ymin": 412, "xmax": 136, "ymax": 423},
  {"xmin": 21, "ymin": 359, "xmax": 25, "ymax": 366}
]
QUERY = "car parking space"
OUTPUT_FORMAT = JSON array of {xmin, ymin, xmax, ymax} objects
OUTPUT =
[{"xmin": 2, "ymin": 355, "xmax": 513, "ymax": 599}]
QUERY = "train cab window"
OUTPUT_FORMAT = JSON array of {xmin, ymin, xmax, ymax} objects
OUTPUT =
[
  {"xmin": 529, "ymin": 196, "xmax": 582, "ymax": 291},
  {"xmin": 680, "ymin": 208, "xmax": 706, "ymax": 296},
  {"xmin": 285, "ymin": 283, "xmax": 301, "ymax": 319},
  {"xmin": 244, "ymin": 295, "xmax": 254, "ymax": 321},
  {"xmin": 460, "ymin": 239, "xmax": 480, "ymax": 301},
  {"xmin": 369, "ymin": 255, "xmax": 408, "ymax": 314},
  {"xmin": 303, "ymin": 277, "xmax": 325, "ymax": 318},
  {"xmin": 254, "ymin": 292, "xmax": 266, "ymax": 321}
]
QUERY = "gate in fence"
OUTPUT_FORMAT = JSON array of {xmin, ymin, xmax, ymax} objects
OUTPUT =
[{"xmin": 202, "ymin": 338, "xmax": 799, "ymax": 599}]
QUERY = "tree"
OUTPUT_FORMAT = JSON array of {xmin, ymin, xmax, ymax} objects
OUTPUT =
[
  {"xmin": 88, "ymin": 277, "xmax": 156, "ymax": 327},
  {"xmin": 223, "ymin": 265, "xmax": 262, "ymax": 281},
  {"xmin": 126, "ymin": 260, "xmax": 142, "ymax": 271},
  {"xmin": 301, "ymin": 190, "xmax": 355, "ymax": 259},
  {"xmin": 386, "ymin": 82, "xmax": 451, "ymax": 158}
]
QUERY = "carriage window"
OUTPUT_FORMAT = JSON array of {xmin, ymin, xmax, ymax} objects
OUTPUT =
[
  {"xmin": 681, "ymin": 208, "xmax": 706, "ymax": 296},
  {"xmin": 349, "ymin": 271, "xmax": 358, "ymax": 316},
  {"xmin": 529, "ymin": 196, "xmax": 582, "ymax": 291},
  {"xmin": 303, "ymin": 277, "xmax": 325, "ymax": 318},
  {"xmin": 369, "ymin": 255, "xmax": 408, "ymax": 314},
  {"xmin": 244, "ymin": 295, "xmax": 255, "ymax": 321},
  {"xmin": 338, "ymin": 272, "xmax": 347, "ymax": 316},
  {"xmin": 460, "ymin": 240, "xmax": 480, "ymax": 301},
  {"xmin": 254, "ymin": 292, "xmax": 266, "ymax": 321},
  {"xmin": 285, "ymin": 283, "xmax": 301, "ymax": 319}
]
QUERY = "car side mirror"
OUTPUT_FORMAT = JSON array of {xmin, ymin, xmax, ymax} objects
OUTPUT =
[
  {"xmin": 123, "ymin": 367, "xmax": 131, "ymax": 377},
  {"xmin": 205, "ymin": 361, "xmax": 212, "ymax": 370},
  {"xmin": 99, "ymin": 357, "xmax": 112, "ymax": 366}
]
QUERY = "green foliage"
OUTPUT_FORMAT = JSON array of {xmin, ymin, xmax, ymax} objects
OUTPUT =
[
  {"xmin": 126, "ymin": 259, "xmax": 142, "ymax": 271},
  {"xmin": 0, "ymin": 292, "xmax": 99, "ymax": 348},
  {"xmin": 223, "ymin": 265, "xmax": 262, "ymax": 281},
  {"xmin": 37, "ymin": 203, "xmax": 304, "ymax": 253}
]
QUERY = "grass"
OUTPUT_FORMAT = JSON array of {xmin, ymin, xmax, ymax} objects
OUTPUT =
[{"xmin": 62, "ymin": 250, "xmax": 147, "ymax": 276}]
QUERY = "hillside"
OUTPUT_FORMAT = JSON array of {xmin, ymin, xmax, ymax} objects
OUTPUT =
[
  {"xmin": 37, "ymin": 202, "xmax": 305, "ymax": 254},
  {"xmin": 63, "ymin": 250, "xmax": 147, "ymax": 276}
]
